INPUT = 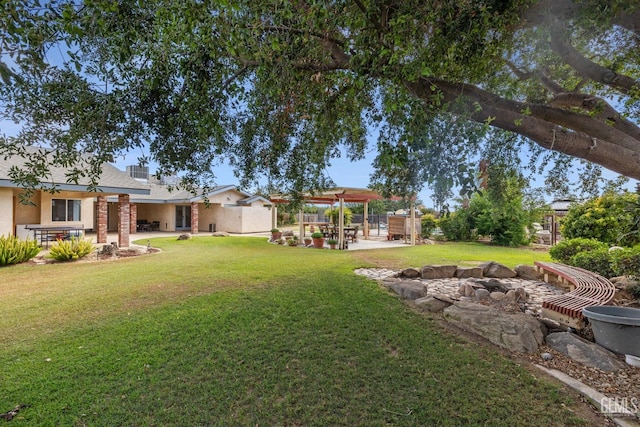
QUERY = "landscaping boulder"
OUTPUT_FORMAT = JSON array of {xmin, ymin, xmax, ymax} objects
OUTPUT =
[
  {"xmin": 505, "ymin": 288, "xmax": 528, "ymax": 303},
  {"xmin": 474, "ymin": 288, "xmax": 490, "ymax": 302},
  {"xmin": 385, "ymin": 280, "xmax": 428, "ymax": 300},
  {"xmin": 177, "ymin": 233, "xmax": 191, "ymax": 240},
  {"xmin": 480, "ymin": 261, "xmax": 517, "ymax": 279},
  {"xmin": 458, "ymin": 282, "xmax": 476, "ymax": 297},
  {"xmin": 515, "ymin": 265, "xmax": 542, "ymax": 280},
  {"xmin": 490, "ymin": 292, "xmax": 507, "ymax": 301},
  {"xmin": 400, "ymin": 268, "xmax": 421, "ymax": 279},
  {"xmin": 454, "ymin": 267, "xmax": 483, "ymax": 278},
  {"xmin": 545, "ymin": 332, "xmax": 627, "ymax": 372},
  {"xmin": 212, "ymin": 231, "xmax": 229, "ymax": 237},
  {"xmin": 421, "ymin": 265, "xmax": 458, "ymax": 279},
  {"xmin": 470, "ymin": 278, "xmax": 511, "ymax": 293},
  {"xmin": 443, "ymin": 301, "xmax": 547, "ymax": 353},
  {"xmin": 414, "ymin": 294, "xmax": 454, "ymax": 313}
]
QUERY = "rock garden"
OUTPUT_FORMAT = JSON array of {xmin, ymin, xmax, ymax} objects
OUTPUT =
[{"xmin": 356, "ymin": 261, "xmax": 640, "ymax": 424}]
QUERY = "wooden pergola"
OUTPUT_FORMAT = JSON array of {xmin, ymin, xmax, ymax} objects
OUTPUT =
[{"xmin": 270, "ymin": 187, "xmax": 418, "ymax": 249}]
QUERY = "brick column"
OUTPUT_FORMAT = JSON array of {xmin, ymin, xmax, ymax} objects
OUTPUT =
[
  {"xmin": 96, "ymin": 196, "xmax": 108, "ymax": 243},
  {"xmin": 118, "ymin": 194, "xmax": 130, "ymax": 247},
  {"xmin": 129, "ymin": 203, "xmax": 137, "ymax": 234},
  {"xmin": 191, "ymin": 202, "xmax": 199, "ymax": 234}
]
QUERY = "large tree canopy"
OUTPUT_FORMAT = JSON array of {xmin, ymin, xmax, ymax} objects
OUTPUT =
[{"xmin": 1, "ymin": 0, "xmax": 639, "ymax": 198}]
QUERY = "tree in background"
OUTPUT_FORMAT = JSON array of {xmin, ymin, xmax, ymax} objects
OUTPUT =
[
  {"xmin": 438, "ymin": 162, "xmax": 537, "ymax": 246},
  {"xmin": 1, "ymin": 1, "xmax": 639, "ymax": 200},
  {"xmin": 561, "ymin": 191, "xmax": 640, "ymax": 247}
]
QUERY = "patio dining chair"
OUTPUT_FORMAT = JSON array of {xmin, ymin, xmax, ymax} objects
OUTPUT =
[{"xmin": 345, "ymin": 225, "xmax": 359, "ymax": 243}]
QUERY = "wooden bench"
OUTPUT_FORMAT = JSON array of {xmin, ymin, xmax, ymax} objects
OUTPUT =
[{"xmin": 535, "ymin": 261, "xmax": 616, "ymax": 329}]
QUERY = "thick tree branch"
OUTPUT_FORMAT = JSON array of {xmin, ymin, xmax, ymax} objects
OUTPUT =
[
  {"xmin": 417, "ymin": 77, "xmax": 639, "ymax": 152},
  {"xmin": 612, "ymin": 6, "xmax": 640, "ymax": 36},
  {"xmin": 294, "ymin": 0, "xmax": 352, "ymax": 67},
  {"xmin": 547, "ymin": 17, "xmax": 639, "ymax": 95},
  {"xmin": 404, "ymin": 77, "xmax": 640, "ymax": 179},
  {"xmin": 548, "ymin": 93, "xmax": 640, "ymax": 141}
]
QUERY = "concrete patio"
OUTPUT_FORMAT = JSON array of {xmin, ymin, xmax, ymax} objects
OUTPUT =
[{"xmin": 88, "ymin": 229, "xmax": 414, "ymax": 251}]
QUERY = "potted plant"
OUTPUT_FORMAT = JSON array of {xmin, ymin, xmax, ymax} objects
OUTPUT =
[
  {"xmin": 271, "ymin": 228, "xmax": 282, "ymax": 242},
  {"xmin": 327, "ymin": 238, "xmax": 338, "ymax": 249},
  {"xmin": 287, "ymin": 236, "xmax": 299, "ymax": 246},
  {"xmin": 303, "ymin": 236, "xmax": 312, "ymax": 246},
  {"xmin": 311, "ymin": 231, "xmax": 325, "ymax": 249}
]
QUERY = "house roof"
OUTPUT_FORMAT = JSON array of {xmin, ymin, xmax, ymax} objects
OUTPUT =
[
  {"xmin": 0, "ymin": 146, "xmax": 150, "ymax": 195},
  {"xmin": 238, "ymin": 195, "xmax": 272, "ymax": 206},
  {"xmin": 109, "ymin": 183, "xmax": 271, "ymax": 205},
  {"xmin": 550, "ymin": 199, "xmax": 574, "ymax": 212}
]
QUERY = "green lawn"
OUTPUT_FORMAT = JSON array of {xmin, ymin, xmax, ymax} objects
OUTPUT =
[{"xmin": 0, "ymin": 237, "xmax": 592, "ymax": 426}]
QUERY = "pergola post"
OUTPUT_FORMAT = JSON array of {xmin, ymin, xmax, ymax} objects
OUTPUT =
[
  {"xmin": 271, "ymin": 204, "xmax": 278, "ymax": 230},
  {"xmin": 363, "ymin": 200, "xmax": 369, "ymax": 240},
  {"xmin": 410, "ymin": 200, "xmax": 416, "ymax": 246},
  {"xmin": 338, "ymin": 197, "xmax": 345, "ymax": 250},
  {"xmin": 299, "ymin": 208, "xmax": 304, "ymax": 238}
]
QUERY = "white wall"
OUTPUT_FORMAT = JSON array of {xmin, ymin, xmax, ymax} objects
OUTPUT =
[
  {"xmin": 0, "ymin": 188, "xmax": 13, "ymax": 237},
  {"xmin": 199, "ymin": 204, "xmax": 271, "ymax": 233},
  {"xmin": 239, "ymin": 205, "xmax": 272, "ymax": 233}
]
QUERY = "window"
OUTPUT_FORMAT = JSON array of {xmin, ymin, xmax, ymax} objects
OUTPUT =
[{"xmin": 52, "ymin": 199, "xmax": 82, "ymax": 222}]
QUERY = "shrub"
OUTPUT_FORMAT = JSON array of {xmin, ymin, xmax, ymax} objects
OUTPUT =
[
  {"xmin": 611, "ymin": 245, "xmax": 640, "ymax": 279},
  {"xmin": 549, "ymin": 238, "xmax": 608, "ymax": 263},
  {"xmin": 421, "ymin": 214, "xmax": 437, "ymax": 238},
  {"xmin": 310, "ymin": 232, "xmax": 324, "ymax": 239},
  {"xmin": 438, "ymin": 211, "xmax": 476, "ymax": 241},
  {"xmin": 570, "ymin": 247, "xmax": 616, "ymax": 278},
  {"xmin": 0, "ymin": 236, "xmax": 41, "ymax": 266},
  {"xmin": 561, "ymin": 192, "xmax": 640, "ymax": 246},
  {"xmin": 48, "ymin": 238, "xmax": 94, "ymax": 261}
]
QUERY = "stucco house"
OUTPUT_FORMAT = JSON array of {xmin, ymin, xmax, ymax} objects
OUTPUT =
[
  {"xmin": 0, "ymin": 147, "xmax": 151, "ymax": 247},
  {"xmin": 104, "ymin": 168, "xmax": 273, "ymax": 234},
  {"xmin": 1, "ymin": 149, "xmax": 273, "ymax": 246}
]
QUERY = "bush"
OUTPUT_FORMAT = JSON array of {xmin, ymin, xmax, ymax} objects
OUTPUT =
[
  {"xmin": 421, "ymin": 214, "xmax": 437, "ymax": 238},
  {"xmin": 561, "ymin": 192, "xmax": 640, "ymax": 246},
  {"xmin": 549, "ymin": 238, "xmax": 608, "ymax": 263},
  {"xmin": 438, "ymin": 211, "xmax": 476, "ymax": 241},
  {"xmin": 570, "ymin": 247, "xmax": 616, "ymax": 278},
  {"xmin": 48, "ymin": 238, "xmax": 94, "ymax": 261},
  {"xmin": 0, "ymin": 236, "xmax": 41, "ymax": 266},
  {"xmin": 611, "ymin": 245, "xmax": 640, "ymax": 279}
]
